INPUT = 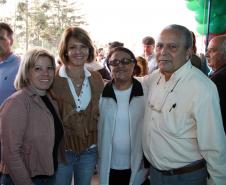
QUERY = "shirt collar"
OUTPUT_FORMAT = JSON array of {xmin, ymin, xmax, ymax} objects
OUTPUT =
[
  {"xmin": 213, "ymin": 64, "xmax": 226, "ymax": 74},
  {"xmin": 102, "ymin": 78, "xmax": 143, "ymax": 103},
  {"xmin": 0, "ymin": 53, "xmax": 18, "ymax": 64},
  {"xmin": 160, "ymin": 60, "xmax": 192, "ymax": 83},
  {"xmin": 59, "ymin": 65, "xmax": 91, "ymax": 79},
  {"xmin": 210, "ymin": 64, "xmax": 226, "ymax": 79},
  {"xmin": 25, "ymin": 85, "xmax": 46, "ymax": 96}
]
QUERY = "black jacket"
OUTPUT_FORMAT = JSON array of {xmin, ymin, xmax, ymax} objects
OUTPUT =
[{"xmin": 210, "ymin": 64, "xmax": 226, "ymax": 134}]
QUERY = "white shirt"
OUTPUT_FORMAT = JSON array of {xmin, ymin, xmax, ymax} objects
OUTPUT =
[
  {"xmin": 111, "ymin": 86, "xmax": 132, "ymax": 169},
  {"xmin": 142, "ymin": 61, "xmax": 226, "ymax": 185},
  {"xmin": 59, "ymin": 65, "xmax": 91, "ymax": 112}
]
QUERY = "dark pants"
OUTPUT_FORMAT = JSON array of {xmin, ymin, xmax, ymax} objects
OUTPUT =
[
  {"xmin": 109, "ymin": 169, "xmax": 131, "ymax": 185},
  {"xmin": 0, "ymin": 174, "xmax": 55, "ymax": 185}
]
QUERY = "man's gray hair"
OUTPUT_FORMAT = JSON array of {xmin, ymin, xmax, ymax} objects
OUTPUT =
[{"xmin": 163, "ymin": 24, "xmax": 193, "ymax": 50}]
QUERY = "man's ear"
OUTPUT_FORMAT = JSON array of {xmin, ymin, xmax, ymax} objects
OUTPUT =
[
  {"xmin": 9, "ymin": 37, "xmax": 13, "ymax": 46},
  {"xmin": 186, "ymin": 48, "xmax": 193, "ymax": 61}
]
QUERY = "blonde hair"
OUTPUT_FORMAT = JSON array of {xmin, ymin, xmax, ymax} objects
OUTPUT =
[{"xmin": 14, "ymin": 47, "xmax": 55, "ymax": 90}]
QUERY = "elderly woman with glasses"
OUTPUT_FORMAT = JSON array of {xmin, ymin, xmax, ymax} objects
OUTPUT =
[{"xmin": 98, "ymin": 47, "xmax": 147, "ymax": 185}]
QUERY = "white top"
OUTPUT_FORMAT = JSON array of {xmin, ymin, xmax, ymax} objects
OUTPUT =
[
  {"xmin": 110, "ymin": 86, "xmax": 132, "ymax": 169},
  {"xmin": 59, "ymin": 65, "xmax": 91, "ymax": 112},
  {"xmin": 141, "ymin": 61, "xmax": 226, "ymax": 185}
]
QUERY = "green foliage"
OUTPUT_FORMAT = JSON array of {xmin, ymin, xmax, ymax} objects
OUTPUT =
[
  {"xmin": 0, "ymin": 0, "xmax": 6, "ymax": 4},
  {"xmin": 186, "ymin": 0, "xmax": 226, "ymax": 34},
  {"xmin": 12, "ymin": 0, "xmax": 86, "ymax": 54}
]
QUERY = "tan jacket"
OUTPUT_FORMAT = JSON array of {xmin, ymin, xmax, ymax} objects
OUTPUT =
[
  {"xmin": 51, "ymin": 70, "xmax": 104, "ymax": 153},
  {"xmin": 0, "ymin": 86, "xmax": 65, "ymax": 185}
]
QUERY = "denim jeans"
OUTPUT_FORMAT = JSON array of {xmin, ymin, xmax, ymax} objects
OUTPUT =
[
  {"xmin": 149, "ymin": 163, "xmax": 207, "ymax": 185},
  {"xmin": 0, "ymin": 174, "xmax": 55, "ymax": 185},
  {"xmin": 55, "ymin": 146, "xmax": 97, "ymax": 185}
]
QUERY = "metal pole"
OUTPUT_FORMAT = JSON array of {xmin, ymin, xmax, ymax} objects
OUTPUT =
[{"xmin": 205, "ymin": 0, "xmax": 212, "ymax": 51}]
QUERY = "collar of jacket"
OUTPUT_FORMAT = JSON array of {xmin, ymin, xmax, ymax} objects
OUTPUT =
[
  {"xmin": 25, "ymin": 85, "xmax": 51, "ymax": 97},
  {"xmin": 211, "ymin": 64, "xmax": 226, "ymax": 78},
  {"xmin": 102, "ymin": 77, "xmax": 143, "ymax": 103}
]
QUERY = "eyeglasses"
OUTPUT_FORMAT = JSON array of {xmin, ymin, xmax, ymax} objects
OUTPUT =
[{"xmin": 108, "ymin": 58, "xmax": 134, "ymax": 66}]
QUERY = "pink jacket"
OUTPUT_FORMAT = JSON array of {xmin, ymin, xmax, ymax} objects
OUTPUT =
[{"xmin": 0, "ymin": 86, "xmax": 65, "ymax": 185}]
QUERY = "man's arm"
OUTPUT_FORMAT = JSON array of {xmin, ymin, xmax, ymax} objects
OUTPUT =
[{"xmin": 194, "ymin": 86, "xmax": 226, "ymax": 185}]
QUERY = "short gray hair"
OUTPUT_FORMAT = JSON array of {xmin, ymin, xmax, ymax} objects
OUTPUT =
[
  {"xmin": 14, "ymin": 47, "xmax": 55, "ymax": 90},
  {"xmin": 163, "ymin": 24, "xmax": 193, "ymax": 50}
]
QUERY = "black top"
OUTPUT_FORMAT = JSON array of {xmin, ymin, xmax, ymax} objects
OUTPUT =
[
  {"xmin": 41, "ymin": 95, "xmax": 64, "ymax": 171},
  {"xmin": 102, "ymin": 78, "xmax": 144, "ymax": 103}
]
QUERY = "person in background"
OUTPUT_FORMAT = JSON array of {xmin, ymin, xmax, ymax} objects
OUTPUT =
[
  {"xmin": 108, "ymin": 41, "xmax": 124, "ymax": 50},
  {"xmin": 190, "ymin": 31, "xmax": 202, "ymax": 70},
  {"xmin": 98, "ymin": 47, "xmax": 147, "ymax": 185},
  {"xmin": 85, "ymin": 47, "xmax": 111, "ymax": 80},
  {"xmin": 103, "ymin": 41, "xmax": 124, "ymax": 71},
  {"xmin": 190, "ymin": 31, "xmax": 210, "ymax": 75},
  {"xmin": 142, "ymin": 36, "xmax": 157, "ymax": 73},
  {"xmin": 96, "ymin": 48, "xmax": 105, "ymax": 63},
  {"xmin": 0, "ymin": 48, "xmax": 65, "ymax": 185},
  {"xmin": 133, "ymin": 56, "xmax": 149, "ymax": 77},
  {"xmin": 141, "ymin": 24, "xmax": 226, "ymax": 185},
  {"xmin": 52, "ymin": 27, "xmax": 104, "ymax": 185},
  {"xmin": 206, "ymin": 35, "xmax": 226, "ymax": 134},
  {"xmin": 0, "ymin": 22, "xmax": 20, "ymax": 105}
]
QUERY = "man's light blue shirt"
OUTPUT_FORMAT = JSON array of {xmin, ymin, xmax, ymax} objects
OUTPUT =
[{"xmin": 0, "ymin": 53, "xmax": 20, "ymax": 105}]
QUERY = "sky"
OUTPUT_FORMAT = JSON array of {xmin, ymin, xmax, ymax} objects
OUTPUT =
[
  {"xmin": 80, "ymin": 0, "xmax": 204, "ymax": 54},
  {"xmin": 0, "ymin": 0, "xmax": 205, "ymax": 54}
]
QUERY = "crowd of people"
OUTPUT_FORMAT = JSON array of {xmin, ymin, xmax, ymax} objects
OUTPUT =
[{"xmin": 0, "ymin": 21, "xmax": 226, "ymax": 185}]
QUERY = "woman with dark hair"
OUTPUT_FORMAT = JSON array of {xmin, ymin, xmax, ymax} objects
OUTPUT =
[
  {"xmin": 98, "ymin": 47, "xmax": 147, "ymax": 185},
  {"xmin": 51, "ymin": 27, "xmax": 104, "ymax": 185}
]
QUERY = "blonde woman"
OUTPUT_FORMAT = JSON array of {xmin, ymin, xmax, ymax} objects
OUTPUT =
[{"xmin": 0, "ymin": 48, "xmax": 65, "ymax": 185}]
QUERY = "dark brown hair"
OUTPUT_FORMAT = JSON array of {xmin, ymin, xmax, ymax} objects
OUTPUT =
[
  {"xmin": 106, "ymin": 46, "xmax": 137, "ymax": 70},
  {"xmin": 58, "ymin": 27, "xmax": 95, "ymax": 65},
  {"xmin": 0, "ymin": 22, "xmax": 13, "ymax": 38},
  {"xmin": 142, "ymin": 36, "xmax": 155, "ymax": 45}
]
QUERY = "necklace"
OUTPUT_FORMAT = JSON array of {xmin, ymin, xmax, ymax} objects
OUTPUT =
[{"xmin": 74, "ymin": 83, "xmax": 82, "ymax": 88}]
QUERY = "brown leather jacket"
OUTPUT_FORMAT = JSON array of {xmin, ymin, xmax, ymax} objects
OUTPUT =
[
  {"xmin": 51, "ymin": 70, "xmax": 104, "ymax": 153},
  {"xmin": 0, "ymin": 86, "xmax": 65, "ymax": 185}
]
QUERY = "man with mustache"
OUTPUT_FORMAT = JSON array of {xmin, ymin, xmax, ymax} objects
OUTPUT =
[{"xmin": 142, "ymin": 24, "xmax": 226, "ymax": 185}]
